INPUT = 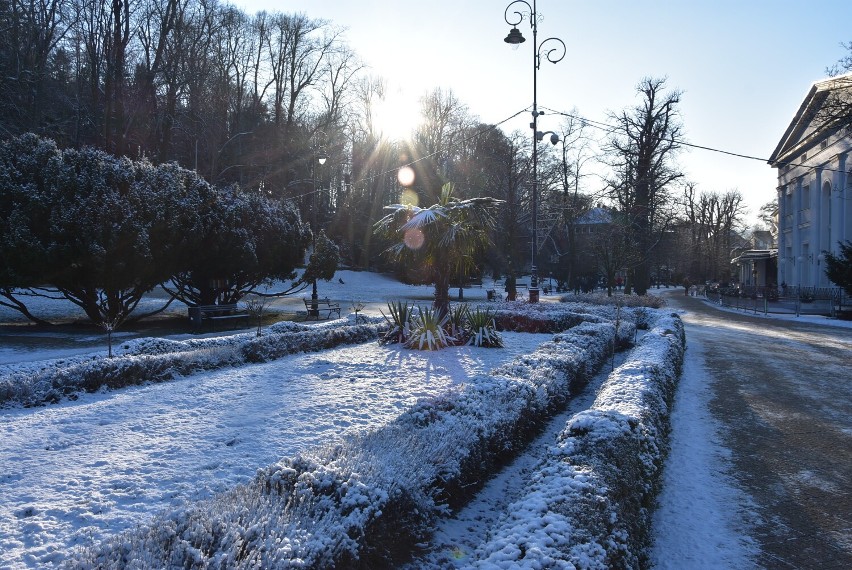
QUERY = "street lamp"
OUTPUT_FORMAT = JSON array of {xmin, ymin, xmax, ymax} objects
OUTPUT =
[
  {"xmin": 309, "ymin": 139, "xmax": 329, "ymax": 318},
  {"xmin": 503, "ymin": 0, "xmax": 566, "ymax": 303}
]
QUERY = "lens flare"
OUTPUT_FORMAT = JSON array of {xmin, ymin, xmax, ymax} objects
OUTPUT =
[
  {"xmin": 397, "ymin": 166, "xmax": 415, "ymax": 187},
  {"xmin": 400, "ymin": 188, "xmax": 419, "ymax": 207},
  {"xmin": 403, "ymin": 228, "xmax": 425, "ymax": 250}
]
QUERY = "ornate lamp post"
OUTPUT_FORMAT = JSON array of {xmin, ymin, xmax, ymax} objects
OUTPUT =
[
  {"xmin": 503, "ymin": 0, "xmax": 565, "ymax": 303},
  {"xmin": 309, "ymin": 141, "xmax": 328, "ymax": 318}
]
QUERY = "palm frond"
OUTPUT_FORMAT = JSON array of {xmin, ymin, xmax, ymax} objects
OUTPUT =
[{"xmin": 400, "ymin": 207, "xmax": 447, "ymax": 231}]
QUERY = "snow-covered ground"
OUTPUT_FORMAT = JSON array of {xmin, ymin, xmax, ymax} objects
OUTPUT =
[
  {"xmin": 5, "ymin": 271, "xmax": 845, "ymax": 567},
  {"xmin": 649, "ymin": 330, "xmax": 758, "ymax": 568},
  {"xmin": 0, "ymin": 331, "xmax": 549, "ymax": 568}
]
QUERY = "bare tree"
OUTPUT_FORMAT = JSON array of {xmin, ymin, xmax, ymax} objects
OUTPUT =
[
  {"xmin": 0, "ymin": 0, "xmax": 74, "ymax": 136},
  {"xmin": 758, "ymin": 200, "xmax": 779, "ymax": 238},
  {"xmin": 604, "ymin": 77, "xmax": 684, "ymax": 295},
  {"xmin": 541, "ymin": 112, "xmax": 597, "ymax": 288},
  {"xmin": 814, "ymin": 42, "xmax": 852, "ymax": 131},
  {"xmin": 679, "ymin": 183, "xmax": 747, "ymax": 282}
]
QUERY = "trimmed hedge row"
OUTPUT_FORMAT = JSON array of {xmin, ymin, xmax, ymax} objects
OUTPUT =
[
  {"xmin": 0, "ymin": 322, "xmax": 386, "ymax": 408},
  {"xmin": 73, "ymin": 319, "xmax": 622, "ymax": 568},
  {"xmin": 473, "ymin": 312, "xmax": 686, "ymax": 568}
]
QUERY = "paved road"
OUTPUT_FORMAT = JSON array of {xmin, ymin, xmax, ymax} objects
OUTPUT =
[{"xmin": 666, "ymin": 293, "xmax": 852, "ymax": 569}]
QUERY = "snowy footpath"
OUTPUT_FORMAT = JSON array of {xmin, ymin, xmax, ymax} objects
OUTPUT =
[{"xmin": 649, "ymin": 334, "xmax": 758, "ymax": 568}]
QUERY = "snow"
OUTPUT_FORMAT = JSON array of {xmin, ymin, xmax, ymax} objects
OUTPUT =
[
  {"xmin": 3, "ymin": 270, "xmax": 822, "ymax": 568},
  {"xmin": 0, "ymin": 330, "xmax": 548, "ymax": 568},
  {"xmin": 649, "ymin": 332, "xmax": 758, "ymax": 568}
]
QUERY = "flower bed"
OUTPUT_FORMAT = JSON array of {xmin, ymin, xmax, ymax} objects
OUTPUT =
[{"xmin": 72, "ymin": 308, "xmax": 650, "ymax": 568}]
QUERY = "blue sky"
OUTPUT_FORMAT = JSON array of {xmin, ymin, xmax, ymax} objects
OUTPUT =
[{"xmin": 239, "ymin": 0, "xmax": 850, "ymax": 224}]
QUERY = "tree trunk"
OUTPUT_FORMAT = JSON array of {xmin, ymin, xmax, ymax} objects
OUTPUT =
[{"xmin": 433, "ymin": 277, "xmax": 451, "ymax": 318}]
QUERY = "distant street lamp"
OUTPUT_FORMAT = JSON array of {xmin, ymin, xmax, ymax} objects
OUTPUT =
[
  {"xmin": 309, "ymin": 136, "xmax": 329, "ymax": 318},
  {"xmin": 503, "ymin": 0, "xmax": 565, "ymax": 303}
]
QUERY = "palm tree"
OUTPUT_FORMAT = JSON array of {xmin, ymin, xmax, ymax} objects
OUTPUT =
[{"xmin": 374, "ymin": 182, "xmax": 502, "ymax": 316}]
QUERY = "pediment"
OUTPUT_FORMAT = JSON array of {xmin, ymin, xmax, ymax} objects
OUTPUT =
[{"xmin": 768, "ymin": 74, "xmax": 852, "ymax": 166}]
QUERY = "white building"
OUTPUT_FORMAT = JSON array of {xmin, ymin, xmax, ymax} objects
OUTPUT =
[{"xmin": 768, "ymin": 73, "xmax": 852, "ymax": 289}]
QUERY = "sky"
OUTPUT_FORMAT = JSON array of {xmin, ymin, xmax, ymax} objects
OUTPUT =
[{"xmin": 239, "ymin": 0, "xmax": 850, "ymax": 223}]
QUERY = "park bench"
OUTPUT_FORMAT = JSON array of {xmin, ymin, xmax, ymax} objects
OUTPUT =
[
  {"xmin": 303, "ymin": 298, "xmax": 341, "ymax": 320},
  {"xmin": 188, "ymin": 303, "xmax": 248, "ymax": 330}
]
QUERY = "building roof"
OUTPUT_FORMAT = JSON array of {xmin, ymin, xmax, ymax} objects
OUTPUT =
[
  {"xmin": 767, "ymin": 72, "xmax": 852, "ymax": 167},
  {"xmin": 576, "ymin": 207, "xmax": 612, "ymax": 225},
  {"xmin": 731, "ymin": 249, "xmax": 778, "ymax": 264}
]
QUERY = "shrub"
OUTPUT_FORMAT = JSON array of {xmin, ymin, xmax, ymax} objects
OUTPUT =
[
  {"xmin": 379, "ymin": 300, "xmax": 414, "ymax": 345},
  {"xmin": 466, "ymin": 307, "xmax": 503, "ymax": 348},
  {"xmin": 71, "ymin": 305, "xmax": 663, "ymax": 568},
  {"xmin": 406, "ymin": 306, "xmax": 453, "ymax": 350},
  {"xmin": 0, "ymin": 323, "xmax": 385, "ymax": 408},
  {"xmin": 446, "ymin": 303, "xmax": 470, "ymax": 344},
  {"xmin": 473, "ymin": 313, "xmax": 686, "ymax": 568}
]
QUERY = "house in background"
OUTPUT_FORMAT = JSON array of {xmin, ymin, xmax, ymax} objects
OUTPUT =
[
  {"xmin": 731, "ymin": 230, "xmax": 778, "ymax": 287},
  {"xmin": 768, "ymin": 73, "xmax": 852, "ymax": 289}
]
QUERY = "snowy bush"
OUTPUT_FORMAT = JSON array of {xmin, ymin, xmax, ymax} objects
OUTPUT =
[
  {"xmin": 473, "ymin": 312, "xmax": 685, "ymax": 568},
  {"xmin": 559, "ymin": 291, "xmax": 667, "ymax": 309},
  {"xmin": 406, "ymin": 306, "xmax": 454, "ymax": 350},
  {"xmin": 0, "ymin": 322, "xmax": 386, "ymax": 408}
]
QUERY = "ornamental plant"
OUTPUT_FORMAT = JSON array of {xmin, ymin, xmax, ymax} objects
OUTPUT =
[
  {"xmin": 379, "ymin": 300, "xmax": 414, "ymax": 345},
  {"xmin": 446, "ymin": 303, "xmax": 470, "ymax": 344},
  {"xmin": 373, "ymin": 182, "xmax": 502, "ymax": 317},
  {"xmin": 406, "ymin": 306, "xmax": 453, "ymax": 351},
  {"xmin": 466, "ymin": 307, "xmax": 503, "ymax": 348}
]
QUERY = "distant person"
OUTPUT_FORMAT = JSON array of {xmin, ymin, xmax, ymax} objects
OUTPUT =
[{"xmin": 339, "ymin": 278, "xmax": 345, "ymax": 284}]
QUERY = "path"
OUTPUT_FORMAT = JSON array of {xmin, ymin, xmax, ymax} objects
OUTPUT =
[{"xmin": 665, "ymin": 293, "xmax": 852, "ymax": 569}]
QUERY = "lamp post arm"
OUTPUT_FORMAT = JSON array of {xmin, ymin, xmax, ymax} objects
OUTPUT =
[
  {"xmin": 504, "ymin": 0, "xmax": 533, "ymax": 27},
  {"xmin": 537, "ymin": 37, "xmax": 566, "ymax": 68}
]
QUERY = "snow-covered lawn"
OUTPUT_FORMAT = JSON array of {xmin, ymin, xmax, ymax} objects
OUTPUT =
[{"xmin": 0, "ymin": 331, "xmax": 549, "ymax": 568}]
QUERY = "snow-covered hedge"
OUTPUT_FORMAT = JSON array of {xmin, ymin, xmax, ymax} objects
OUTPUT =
[
  {"xmin": 72, "ymin": 318, "xmax": 622, "ymax": 568},
  {"xmin": 483, "ymin": 301, "xmax": 641, "ymax": 340},
  {"xmin": 473, "ymin": 312, "xmax": 685, "ymax": 568},
  {"xmin": 0, "ymin": 319, "xmax": 386, "ymax": 408},
  {"xmin": 0, "ymin": 304, "xmax": 637, "ymax": 410},
  {"xmin": 559, "ymin": 291, "xmax": 667, "ymax": 309}
]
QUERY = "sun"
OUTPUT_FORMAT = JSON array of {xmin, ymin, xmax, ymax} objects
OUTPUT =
[{"xmin": 372, "ymin": 87, "xmax": 420, "ymax": 142}]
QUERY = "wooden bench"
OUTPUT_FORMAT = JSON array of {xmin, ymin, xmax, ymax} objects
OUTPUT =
[
  {"xmin": 303, "ymin": 298, "xmax": 341, "ymax": 320},
  {"xmin": 188, "ymin": 303, "xmax": 248, "ymax": 330}
]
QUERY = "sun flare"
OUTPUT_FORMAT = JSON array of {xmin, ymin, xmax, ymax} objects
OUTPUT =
[{"xmin": 372, "ymin": 88, "xmax": 419, "ymax": 142}]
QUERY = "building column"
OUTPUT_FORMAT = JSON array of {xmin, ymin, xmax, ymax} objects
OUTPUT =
[
  {"xmin": 793, "ymin": 177, "xmax": 803, "ymax": 286},
  {"xmin": 812, "ymin": 168, "xmax": 822, "ymax": 287},
  {"xmin": 830, "ymin": 154, "xmax": 844, "ymax": 255},
  {"xmin": 777, "ymin": 186, "xmax": 786, "ymax": 284},
  {"xmin": 839, "ymin": 153, "xmax": 849, "ymax": 247}
]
